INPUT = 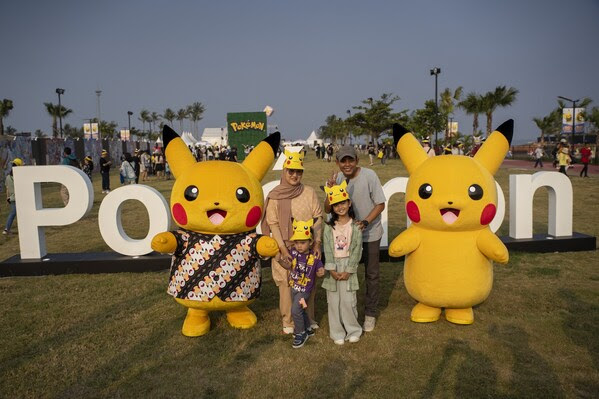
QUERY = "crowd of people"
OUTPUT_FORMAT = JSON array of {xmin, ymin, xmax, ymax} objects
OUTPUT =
[
  {"xmin": 530, "ymin": 139, "xmax": 594, "ymax": 177},
  {"xmin": 2, "ymin": 134, "xmax": 595, "ymax": 348}
]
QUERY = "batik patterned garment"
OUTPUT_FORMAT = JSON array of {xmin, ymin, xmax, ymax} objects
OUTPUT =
[{"xmin": 167, "ymin": 230, "xmax": 262, "ymax": 302}]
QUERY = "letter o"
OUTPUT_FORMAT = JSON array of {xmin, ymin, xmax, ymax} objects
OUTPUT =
[{"xmin": 98, "ymin": 185, "xmax": 171, "ymax": 256}]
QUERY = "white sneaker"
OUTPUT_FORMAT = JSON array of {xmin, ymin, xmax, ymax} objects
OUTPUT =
[
  {"xmin": 334, "ymin": 339, "xmax": 345, "ymax": 345},
  {"xmin": 2, "ymin": 230, "xmax": 7, "ymax": 235},
  {"xmin": 363, "ymin": 316, "xmax": 376, "ymax": 332},
  {"xmin": 348, "ymin": 336, "xmax": 360, "ymax": 343},
  {"xmin": 310, "ymin": 322, "xmax": 319, "ymax": 330},
  {"xmin": 282, "ymin": 326, "xmax": 294, "ymax": 335}
]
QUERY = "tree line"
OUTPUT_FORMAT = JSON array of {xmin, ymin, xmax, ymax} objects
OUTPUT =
[
  {"xmin": 0, "ymin": 100, "xmax": 205, "ymax": 140},
  {"xmin": 319, "ymin": 87, "xmax": 599, "ymax": 147}
]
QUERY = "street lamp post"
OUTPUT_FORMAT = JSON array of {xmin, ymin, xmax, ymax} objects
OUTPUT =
[
  {"xmin": 448, "ymin": 114, "xmax": 454, "ymax": 140},
  {"xmin": 558, "ymin": 96, "xmax": 579, "ymax": 144},
  {"xmin": 430, "ymin": 67, "xmax": 441, "ymax": 147},
  {"xmin": 127, "ymin": 111, "xmax": 133, "ymax": 140},
  {"xmin": 56, "ymin": 88, "xmax": 65, "ymax": 138},
  {"xmin": 95, "ymin": 90, "xmax": 102, "ymax": 141},
  {"xmin": 346, "ymin": 109, "xmax": 352, "ymax": 144}
]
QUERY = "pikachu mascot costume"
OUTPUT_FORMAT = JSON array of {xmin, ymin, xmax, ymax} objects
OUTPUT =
[
  {"xmin": 389, "ymin": 120, "xmax": 513, "ymax": 325},
  {"xmin": 152, "ymin": 126, "xmax": 280, "ymax": 336}
]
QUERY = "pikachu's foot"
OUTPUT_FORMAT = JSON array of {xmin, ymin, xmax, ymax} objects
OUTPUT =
[
  {"xmin": 226, "ymin": 306, "xmax": 257, "ymax": 329},
  {"xmin": 445, "ymin": 308, "xmax": 474, "ymax": 325},
  {"xmin": 181, "ymin": 308, "xmax": 211, "ymax": 337},
  {"xmin": 411, "ymin": 303, "xmax": 441, "ymax": 323}
]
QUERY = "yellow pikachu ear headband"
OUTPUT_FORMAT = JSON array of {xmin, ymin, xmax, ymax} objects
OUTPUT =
[
  {"xmin": 290, "ymin": 218, "xmax": 314, "ymax": 241},
  {"xmin": 323, "ymin": 180, "xmax": 350, "ymax": 206},
  {"xmin": 283, "ymin": 148, "xmax": 304, "ymax": 170}
]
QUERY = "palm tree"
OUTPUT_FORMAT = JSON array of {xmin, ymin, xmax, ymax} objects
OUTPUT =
[
  {"xmin": 480, "ymin": 86, "xmax": 519, "ymax": 136},
  {"xmin": 439, "ymin": 87, "xmax": 463, "ymax": 139},
  {"xmin": 176, "ymin": 108, "xmax": 189, "ymax": 132},
  {"xmin": 187, "ymin": 102, "xmax": 205, "ymax": 136},
  {"xmin": 44, "ymin": 102, "xmax": 73, "ymax": 137},
  {"xmin": 162, "ymin": 108, "xmax": 176, "ymax": 126},
  {"xmin": 0, "ymin": 99, "xmax": 14, "ymax": 135},
  {"xmin": 458, "ymin": 92, "xmax": 484, "ymax": 136},
  {"xmin": 533, "ymin": 109, "xmax": 561, "ymax": 145},
  {"xmin": 139, "ymin": 109, "xmax": 150, "ymax": 136},
  {"xmin": 151, "ymin": 111, "xmax": 161, "ymax": 135}
]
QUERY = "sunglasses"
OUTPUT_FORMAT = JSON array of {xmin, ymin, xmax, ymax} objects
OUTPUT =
[{"xmin": 286, "ymin": 169, "xmax": 304, "ymax": 175}]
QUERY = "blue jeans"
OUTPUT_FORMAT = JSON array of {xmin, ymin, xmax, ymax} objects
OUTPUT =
[{"xmin": 5, "ymin": 201, "xmax": 16, "ymax": 231}]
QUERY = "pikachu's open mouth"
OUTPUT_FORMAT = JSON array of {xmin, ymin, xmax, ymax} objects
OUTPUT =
[
  {"xmin": 440, "ymin": 208, "xmax": 460, "ymax": 225},
  {"xmin": 207, "ymin": 209, "xmax": 227, "ymax": 225}
]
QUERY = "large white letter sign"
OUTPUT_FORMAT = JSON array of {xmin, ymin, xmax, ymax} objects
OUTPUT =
[
  {"xmin": 98, "ymin": 185, "xmax": 171, "ymax": 256},
  {"xmin": 13, "ymin": 166, "xmax": 93, "ymax": 259},
  {"xmin": 509, "ymin": 171, "xmax": 573, "ymax": 239}
]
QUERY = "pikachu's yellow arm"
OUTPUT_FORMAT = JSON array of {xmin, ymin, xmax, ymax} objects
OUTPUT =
[
  {"xmin": 151, "ymin": 232, "xmax": 177, "ymax": 254},
  {"xmin": 257, "ymin": 236, "xmax": 279, "ymax": 258},
  {"xmin": 476, "ymin": 229, "xmax": 509, "ymax": 264},
  {"xmin": 388, "ymin": 227, "xmax": 421, "ymax": 258}
]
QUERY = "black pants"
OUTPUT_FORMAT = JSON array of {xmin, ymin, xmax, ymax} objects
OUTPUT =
[
  {"xmin": 580, "ymin": 162, "xmax": 589, "ymax": 177},
  {"xmin": 362, "ymin": 239, "xmax": 381, "ymax": 317},
  {"xmin": 559, "ymin": 166, "xmax": 567, "ymax": 175},
  {"xmin": 534, "ymin": 158, "xmax": 543, "ymax": 168},
  {"xmin": 101, "ymin": 171, "xmax": 110, "ymax": 190}
]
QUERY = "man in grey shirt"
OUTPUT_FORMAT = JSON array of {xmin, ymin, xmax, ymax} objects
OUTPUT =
[{"xmin": 325, "ymin": 145, "xmax": 386, "ymax": 332}]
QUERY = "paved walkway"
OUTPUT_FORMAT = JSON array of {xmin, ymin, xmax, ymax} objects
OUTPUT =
[{"xmin": 501, "ymin": 159, "xmax": 598, "ymax": 176}]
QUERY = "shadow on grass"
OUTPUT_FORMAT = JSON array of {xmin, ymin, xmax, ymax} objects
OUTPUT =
[
  {"xmin": 488, "ymin": 324, "xmax": 565, "ymax": 398},
  {"xmin": 559, "ymin": 289, "xmax": 599, "ymax": 396},
  {"xmin": 420, "ymin": 339, "xmax": 498, "ymax": 398},
  {"xmin": 0, "ymin": 293, "xmax": 163, "ymax": 375}
]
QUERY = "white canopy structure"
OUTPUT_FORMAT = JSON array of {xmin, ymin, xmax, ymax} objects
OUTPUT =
[
  {"xmin": 201, "ymin": 127, "xmax": 227, "ymax": 146},
  {"xmin": 181, "ymin": 131, "xmax": 197, "ymax": 146},
  {"xmin": 306, "ymin": 130, "xmax": 322, "ymax": 148}
]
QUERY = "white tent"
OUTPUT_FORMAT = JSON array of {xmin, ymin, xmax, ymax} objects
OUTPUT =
[
  {"xmin": 306, "ymin": 130, "xmax": 322, "ymax": 148},
  {"xmin": 181, "ymin": 131, "xmax": 197, "ymax": 146},
  {"xmin": 201, "ymin": 127, "xmax": 227, "ymax": 146}
]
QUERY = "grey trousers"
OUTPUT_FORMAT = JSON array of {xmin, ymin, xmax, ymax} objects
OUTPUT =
[
  {"xmin": 362, "ymin": 239, "xmax": 381, "ymax": 317},
  {"xmin": 291, "ymin": 290, "xmax": 311, "ymax": 335},
  {"xmin": 326, "ymin": 281, "xmax": 362, "ymax": 341}
]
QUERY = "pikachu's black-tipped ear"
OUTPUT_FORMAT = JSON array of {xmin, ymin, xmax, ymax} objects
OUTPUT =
[
  {"xmin": 474, "ymin": 119, "xmax": 514, "ymax": 175},
  {"xmin": 163, "ymin": 125, "xmax": 179, "ymax": 149},
  {"xmin": 393, "ymin": 123, "xmax": 409, "ymax": 148},
  {"xmin": 242, "ymin": 131, "xmax": 280, "ymax": 181},
  {"xmin": 264, "ymin": 131, "xmax": 281, "ymax": 155},
  {"xmin": 494, "ymin": 119, "xmax": 514, "ymax": 146},
  {"xmin": 162, "ymin": 124, "xmax": 196, "ymax": 178}
]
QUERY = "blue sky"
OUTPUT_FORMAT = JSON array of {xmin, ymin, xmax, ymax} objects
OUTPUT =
[{"xmin": 2, "ymin": 0, "xmax": 598, "ymax": 143}]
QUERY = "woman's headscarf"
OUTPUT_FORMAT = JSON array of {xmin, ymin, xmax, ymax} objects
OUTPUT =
[{"xmin": 260, "ymin": 169, "xmax": 304, "ymax": 240}]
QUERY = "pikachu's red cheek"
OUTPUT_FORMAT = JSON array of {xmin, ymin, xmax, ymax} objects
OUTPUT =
[
  {"xmin": 173, "ymin": 203, "xmax": 188, "ymax": 225},
  {"xmin": 245, "ymin": 206, "xmax": 262, "ymax": 228},
  {"xmin": 406, "ymin": 201, "xmax": 420, "ymax": 223},
  {"xmin": 480, "ymin": 204, "xmax": 496, "ymax": 225}
]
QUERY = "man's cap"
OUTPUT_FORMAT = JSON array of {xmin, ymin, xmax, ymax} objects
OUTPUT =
[
  {"xmin": 85, "ymin": 156, "xmax": 92, "ymax": 161},
  {"xmin": 101, "ymin": 149, "xmax": 108, "ymax": 154},
  {"xmin": 336, "ymin": 145, "xmax": 357, "ymax": 160},
  {"xmin": 11, "ymin": 158, "xmax": 23, "ymax": 166}
]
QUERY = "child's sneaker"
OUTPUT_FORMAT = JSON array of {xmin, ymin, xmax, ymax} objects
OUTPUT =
[
  {"xmin": 333, "ymin": 339, "xmax": 345, "ymax": 345},
  {"xmin": 363, "ymin": 315, "xmax": 376, "ymax": 332},
  {"xmin": 306, "ymin": 328, "xmax": 315, "ymax": 337},
  {"xmin": 292, "ymin": 332, "xmax": 309, "ymax": 349}
]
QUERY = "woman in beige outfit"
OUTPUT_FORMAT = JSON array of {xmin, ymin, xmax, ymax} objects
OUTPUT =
[{"xmin": 261, "ymin": 150, "xmax": 323, "ymax": 334}]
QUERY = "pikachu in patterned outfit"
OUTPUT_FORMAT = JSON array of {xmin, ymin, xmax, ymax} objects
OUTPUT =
[{"xmin": 151, "ymin": 125, "xmax": 280, "ymax": 337}]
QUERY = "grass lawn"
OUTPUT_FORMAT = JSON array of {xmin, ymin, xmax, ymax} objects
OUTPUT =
[{"xmin": 0, "ymin": 152, "xmax": 598, "ymax": 398}]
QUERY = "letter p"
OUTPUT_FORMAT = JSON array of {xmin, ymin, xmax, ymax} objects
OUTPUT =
[{"xmin": 13, "ymin": 166, "xmax": 93, "ymax": 259}]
